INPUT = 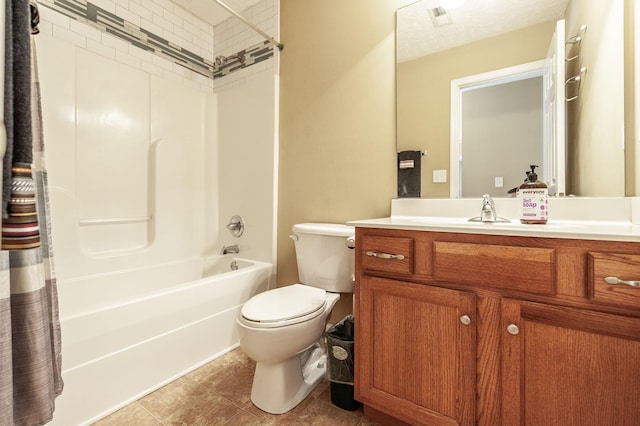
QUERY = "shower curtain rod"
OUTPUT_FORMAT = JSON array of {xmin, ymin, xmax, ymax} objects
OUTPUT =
[{"xmin": 214, "ymin": 0, "xmax": 284, "ymax": 51}]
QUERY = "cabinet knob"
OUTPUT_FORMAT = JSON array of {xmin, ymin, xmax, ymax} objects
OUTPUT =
[
  {"xmin": 460, "ymin": 315, "xmax": 471, "ymax": 325},
  {"xmin": 507, "ymin": 324, "xmax": 520, "ymax": 335}
]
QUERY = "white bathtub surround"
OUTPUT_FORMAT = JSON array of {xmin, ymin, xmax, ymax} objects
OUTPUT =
[
  {"xmin": 38, "ymin": 34, "xmax": 209, "ymax": 272},
  {"xmin": 37, "ymin": 32, "xmax": 277, "ymax": 274},
  {"xmin": 36, "ymin": 2, "xmax": 278, "ymax": 424},
  {"xmin": 347, "ymin": 197, "xmax": 640, "ymax": 242},
  {"xmin": 54, "ymin": 257, "xmax": 272, "ymax": 425},
  {"xmin": 215, "ymin": 73, "xmax": 278, "ymax": 263}
]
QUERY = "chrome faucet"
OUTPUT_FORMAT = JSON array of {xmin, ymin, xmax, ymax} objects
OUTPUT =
[
  {"xmin": 468, "ymin": 194, "xmax": 510, "ymax": 223},
  {"xmin": 226, "ymin": 215, "xmax": 245, "ymax": 237},
  {"xmin": 221, "ymin": 244, "xmax": 240, "ymax": 255},
  {"xmin": 480, "ymin": 194, "xmax": 497, "ymax": 223}
]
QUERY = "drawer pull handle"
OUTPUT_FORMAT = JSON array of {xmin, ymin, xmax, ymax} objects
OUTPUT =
[
  {"xmin": 366, "ymin": 251, "xmax": 405, "ymax": 260},
  {"xmin": 460, "ymin": 315, "xmax": 471, "ymax": 325},
  {"xmin": 604, "ymin": 276, "xmax": 640, "ymax": 288}
]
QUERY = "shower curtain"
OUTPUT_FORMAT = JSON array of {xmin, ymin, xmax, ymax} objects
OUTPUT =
[{"xmin": 0, "ymin": 1, "xmax": 63, "ymax": 424}]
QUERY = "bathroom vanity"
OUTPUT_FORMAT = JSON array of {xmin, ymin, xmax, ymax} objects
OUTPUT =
[{"xmin": 349, "ymin": 198, "xmax": 640, "ymax": 426}]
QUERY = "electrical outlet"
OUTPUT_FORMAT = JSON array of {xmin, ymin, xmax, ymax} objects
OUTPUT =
[
  {"xmin": 495, "ymin": 176, "xmax": 504, "ymax": 188},
  {"xmin": 433, "ymin": 170, "xmax": 447, "ymax": 183}
]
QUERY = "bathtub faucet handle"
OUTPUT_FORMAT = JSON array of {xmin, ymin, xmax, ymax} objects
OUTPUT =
[{"xmin": 226, "ymin": 215, "xmax": 245, "ymax": 237}]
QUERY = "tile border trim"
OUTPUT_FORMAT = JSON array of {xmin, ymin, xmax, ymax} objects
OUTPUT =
[{"xmin": 39, "ymin": 0, "xmax": 273, "ymax": 80}]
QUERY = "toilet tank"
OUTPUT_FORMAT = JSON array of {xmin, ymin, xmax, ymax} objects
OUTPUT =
[{"xmin": 291, "ymin": 223, "xmax": 355, "ymax": 293}]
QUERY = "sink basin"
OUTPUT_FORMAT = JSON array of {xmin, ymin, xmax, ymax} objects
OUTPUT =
[
  {"xmin": 467, "ymin": 216, "xmax": 511, "ymax": 223},
  {"xmin": 348, "ymin": 198, "xmax": 640, "ymax": 242},
  {"xmin": 409, "ymin": 217, "xmax": 500, "ymax": 226},
  {"xmin": 408, "ymin": 217, "xmax": 516, "ymax": 228}
]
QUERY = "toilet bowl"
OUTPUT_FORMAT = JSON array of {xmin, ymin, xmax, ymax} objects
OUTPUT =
[
  {"xmin": 236, "ymin": 223, "xmax": 354, "ymax": 414},
  {"xmin": 237, "ymin": 285, "xmax": 340, "ymax": 414}
]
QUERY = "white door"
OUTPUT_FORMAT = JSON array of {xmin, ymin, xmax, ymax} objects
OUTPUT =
[{"xmin": 543, "ymin": 19, "xmax": 566, "ymax": 196}]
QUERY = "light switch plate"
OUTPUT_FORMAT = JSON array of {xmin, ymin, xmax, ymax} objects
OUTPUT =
[{"xmin": 433, "ymin": 170, "xmax": 447, "ymax": 183}]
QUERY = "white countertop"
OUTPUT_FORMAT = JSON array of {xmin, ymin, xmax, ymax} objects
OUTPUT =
[{"xmin": 347, "ymin": 197, "xmax": 640, "ymax": 242}]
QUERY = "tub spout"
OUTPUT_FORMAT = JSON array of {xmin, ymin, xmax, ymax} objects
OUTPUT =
[{"xmin": 221, "ymin": 244, "xmax": 240, "ymax": 255}]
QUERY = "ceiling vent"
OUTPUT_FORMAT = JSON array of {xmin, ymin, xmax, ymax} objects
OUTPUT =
[{"xmin": 428, "ymin": 6, "xmax": 453, "ymax": 28}]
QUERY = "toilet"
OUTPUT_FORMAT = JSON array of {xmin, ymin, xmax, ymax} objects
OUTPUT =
[{"xmin": 236, "ymin": 223, "xmax": 355, "ymax": 414}]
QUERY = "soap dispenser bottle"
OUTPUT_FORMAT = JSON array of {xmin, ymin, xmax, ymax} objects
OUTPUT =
[{"xmin": 518, "ymin": 165, "xmax": 548, "ymax": 224}]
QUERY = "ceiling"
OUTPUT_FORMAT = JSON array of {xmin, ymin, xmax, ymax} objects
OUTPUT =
[
  {"xmin": 171, "ymin": 0, "xmax": 262, "ymax": 26},
  {"xmin": 173, "ymin": 1, "xmax": 569, "ymax": 63},
  {"xmin": 397, "ymin": 0, "xmax": 569, "ymax": 63}
]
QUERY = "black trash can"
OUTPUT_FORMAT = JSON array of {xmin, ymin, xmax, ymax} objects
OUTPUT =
[{"xmin": 326, "ymin": 315, "xmax": 361, "ymax": 410}]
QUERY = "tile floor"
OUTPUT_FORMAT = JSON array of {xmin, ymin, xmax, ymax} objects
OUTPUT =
[{"xmin": 93, "ymin": 348, "xmax": 379, "ymax": 425}]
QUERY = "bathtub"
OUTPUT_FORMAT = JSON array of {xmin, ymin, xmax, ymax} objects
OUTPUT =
[{"xmin": 50, "ymin": 256, "xmax": 273, "ymax": 426}]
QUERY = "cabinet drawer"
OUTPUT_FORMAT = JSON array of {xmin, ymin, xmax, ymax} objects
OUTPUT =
[
  {"xmin": 588, "ymin": 252, "xmax": 640, "ymax": 309},
  {"xmin": 361, "ymin": 235, "xmax": 413, "ymax": 274},
  {"xmin": 434, "ymin": 242, "xmax": 555, "ymax": 295}
]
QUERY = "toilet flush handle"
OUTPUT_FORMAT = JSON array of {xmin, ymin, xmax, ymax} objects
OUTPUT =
[
  {"xmin": 289, "ymin": 234, "xmax": 299, "ymax": 241},
  {"xmin": 346, "ymin": 236, "xmax": 355, "ymax": 249}
]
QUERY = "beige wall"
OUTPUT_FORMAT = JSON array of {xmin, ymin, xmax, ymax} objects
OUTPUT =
[
  {"xmin": 565, "ymin": 0, "xmax": 625, "ymax": 196},
  {"xmin": 277, "ymin": 0, "xmax": 629, "ymax": 321},
  {"xmin": 624, "ymin": 0, "xmax": 636, "ymax": 195},
  {"xmin": 278, "ymin": 1, "xmax": 410, "ymax": 320},
  {"xmin": 397, "ymin": 21, "xmax": 555, "ymax": 197}
]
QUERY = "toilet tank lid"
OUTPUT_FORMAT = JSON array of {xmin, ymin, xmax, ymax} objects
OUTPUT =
[{"xmin": 292, "ymin": 223, "xmax": 354, "ymax": 237}]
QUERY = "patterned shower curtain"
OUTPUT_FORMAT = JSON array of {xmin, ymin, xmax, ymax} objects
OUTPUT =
[{"xmin": 0, "ymin": 0, "xmax": 64, "ymax": 424}]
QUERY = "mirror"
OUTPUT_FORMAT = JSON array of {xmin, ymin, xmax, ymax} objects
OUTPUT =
[
  {"xmin": 396, "ymin": 0, "xmax": 627, "ymax": 198},
  {"xmin": 452, "ymin": 66, "xmax": 547, "ymax": 198}
]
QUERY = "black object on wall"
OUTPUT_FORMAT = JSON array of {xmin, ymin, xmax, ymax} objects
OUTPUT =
[{"xmin": 397, "ymin": 150, "xmax": 423, "ymax": 198}]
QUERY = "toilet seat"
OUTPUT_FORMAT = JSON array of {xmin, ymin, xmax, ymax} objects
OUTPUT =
[{"xmin": 241, "ymin": 284, "xmax": 327, "ymax": 328}]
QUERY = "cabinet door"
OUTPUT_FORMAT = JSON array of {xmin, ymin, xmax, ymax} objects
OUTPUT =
[
  {"xmin": 355, "ymin": 276, "xmax": 476, "ymax": 426},
  {"xmin": 502, "ymin": 299, "xmax": 640, "ymax": 425}
]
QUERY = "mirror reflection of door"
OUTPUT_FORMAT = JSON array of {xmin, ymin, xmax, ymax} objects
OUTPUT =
[
  {"xmin": 460, "ymin": 76, "xmax": 543, "ymax": 198},
  {"xmin": 449, "ymin": 20, "xmax": 566, "ymax": 199}
]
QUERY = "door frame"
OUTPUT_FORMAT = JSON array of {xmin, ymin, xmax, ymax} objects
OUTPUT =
[{"xmin": 449, "ymin": 60, "xmax": 545, "ymax": 198}]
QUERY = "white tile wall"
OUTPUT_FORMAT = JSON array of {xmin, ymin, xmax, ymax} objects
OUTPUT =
[
  {"xmin": 37, "ymin": 0, "xmax": 279, "ymax": 92},
  {"xmin": 213, "ymin": 0, "xmax": 279, "ymax": 91},
  {"xmin": 38, "ymin": 0, "xmax": 215, "ymax": 92}
]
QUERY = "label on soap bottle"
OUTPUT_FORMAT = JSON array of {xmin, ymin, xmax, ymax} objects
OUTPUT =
[{"xmin": 519, "ymin": 188, "xmax": 548, "ymax": 223}]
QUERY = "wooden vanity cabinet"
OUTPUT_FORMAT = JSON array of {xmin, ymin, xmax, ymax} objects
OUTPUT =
[
  {"xmin": 354, "ymin": 227, "xmax": 640, "ymax": 426},
  {"xmin": 501, "ymin": 299, "xmax": 640, "ymax": 425},
  {"xmin": 357, "ymin": 275, "xmax": 476, "ymax": 426}
]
